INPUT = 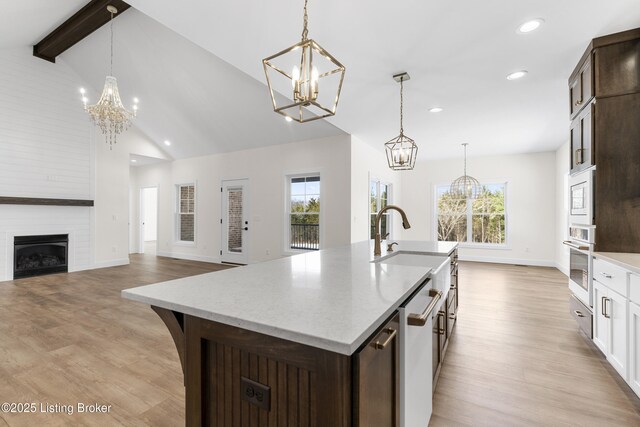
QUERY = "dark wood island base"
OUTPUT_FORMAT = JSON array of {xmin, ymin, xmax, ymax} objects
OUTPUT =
[{"xmin": 152, "ymin": 306, "xmax": 400, "ymax": 427}]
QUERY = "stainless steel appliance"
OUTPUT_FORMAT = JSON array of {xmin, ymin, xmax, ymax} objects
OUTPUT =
[
  {"xmin": 568, "ymin": 168, "xmax": 594, "ymax": 225},
  {"xmin": 563, "ymin": 224, "xmax": 595, "ymax": 337},
  {"xmin": 398, "ymin": 280, "xmax": 441, "ymax": 427}
]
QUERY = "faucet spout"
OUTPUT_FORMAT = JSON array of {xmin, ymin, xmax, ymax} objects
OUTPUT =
[{"xmin": 374, "ymin": 205, "xmax": 411, "ymax": 256}]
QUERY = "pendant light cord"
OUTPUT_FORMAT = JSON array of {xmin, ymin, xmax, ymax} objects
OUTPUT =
[
  {"xmin": 301, "ymin": 0, "xmax": 309, "ymax": 41},
  {"xmin": 399, "ymin": 77, "xmax": 404, "ymax": 135},
  {"xmin": 463, "ymin": 143, "xmax": 468, "ymax": 176},
  {"xmin": 110, "ymin": 10, "xmax": 114, "ymax": 76}
]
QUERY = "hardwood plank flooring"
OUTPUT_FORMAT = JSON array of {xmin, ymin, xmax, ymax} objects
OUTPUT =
[
  {"xmin": 1, "ymin": 257, "xmax": 638, "ymax": 426},
  {"xmin": 431, "ymin": 262, "xmax": 640, "ymax": 427},
  {"xmin": 0, "ymin": 255, "xmax": 233, "ymax": 426}
]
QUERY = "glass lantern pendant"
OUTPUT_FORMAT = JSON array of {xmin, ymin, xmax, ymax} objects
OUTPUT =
[
  {"xmin": 262, "ymin": 0, "xmax": 345, "ymax": 123},
  {"xmin": 385, "ymin": 73, "xmax": 418, "ymax": 170}
]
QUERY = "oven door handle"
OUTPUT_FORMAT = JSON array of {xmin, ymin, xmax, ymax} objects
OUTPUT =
[{"xmin": 562, "ymin": 240, "xmax": 590, "ymax": 251}]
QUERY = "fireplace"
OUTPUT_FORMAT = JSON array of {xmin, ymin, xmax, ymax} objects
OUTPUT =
[{"xmin": 14, "ymin": 234, "xmax": 68, "ymax": 279}]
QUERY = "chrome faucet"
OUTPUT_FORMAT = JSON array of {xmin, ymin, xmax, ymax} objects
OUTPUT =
[{"xmin": 374, "ymin": 205, "xmax": 411, "ymax": 256}]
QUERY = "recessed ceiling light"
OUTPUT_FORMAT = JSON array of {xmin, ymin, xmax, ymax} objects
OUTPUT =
[
  {"xmin": 507, "ymin": 70, "xmax": 528, "ymax": 80},
  {"xmin": 79, "ymin": 87, "xmax": 86, "ymax": 95},
  {"xmin": 517, "ymin": 18, "xmax": 544, "ymax": 34},
  {"xmin": 285, "ymin": 116, "xmax": 293, "ymax": 122},
  {"xmin": 133, "ymin": 97, "xmax": 139, "ymax": 103},
  {"xmin": 429, "ymin": 107, "xmax": 443, "ymax": 113},
  {"xmin": 164, "ymin": 140, "xmax": 171, "ymax": 146},
  {"xmin": 131, "ymin": 159, "xmax": 137, "ymax": 163}
]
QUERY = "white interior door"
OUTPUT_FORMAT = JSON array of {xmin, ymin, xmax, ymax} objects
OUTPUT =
[
  {"xmin": 139, "ymin": 187, "xmax": 158, "ymax": 255},
  {"xmin": 221, "ymin": 179, "xmax": 249, "ymax": 264}
]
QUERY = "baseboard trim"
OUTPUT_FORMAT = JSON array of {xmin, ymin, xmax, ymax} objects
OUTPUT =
[
  {"xmin": 459, "ymin": 255, "xmax": 555, "ymax": 268},
  {"xmin": 92, "ymin": 258, "xmax": 130, "ymax": 269},
  {"xmin": 555, "ymin": 262, "xmax": 570, "ymax": 277},
  {"xmin": 156, "ymin": 251, "xmax": 221, "ymax": 264}
]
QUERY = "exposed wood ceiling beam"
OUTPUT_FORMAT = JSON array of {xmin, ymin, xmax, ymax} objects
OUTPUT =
[{"xmin": 33, "ymin": 0, "xmax": 131, "ymax": 63}]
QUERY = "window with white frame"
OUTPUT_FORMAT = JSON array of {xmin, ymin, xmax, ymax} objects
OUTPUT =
[
  {"xmin": 177, "ymin": 184, "xmax": 195, "ymax": 242},
  {"xmin": 436, "ymin": 183, "xmax": 507, "ymax": 245},
  {"xmin": 370, "ymin": 180, "xmax": 392, "ymax": 239},
  {"xmin": 287, "ymin": 175, "xmax": 320, "ymax": 251}
]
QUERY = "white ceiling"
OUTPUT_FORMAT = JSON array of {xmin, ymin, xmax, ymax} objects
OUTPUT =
[
  {"xmin": 4, "ymin": 1, "xmax": 640, "ymax": 160},
  {"xmin": 130, "ymin": 153, "xmax": 168, "ymax": 167},
  {"xmin": 0, "ymin": 0, "xmax": 87, "ymax": 48},
  {"xmin": 58, "ymin": 9, "xmax": 345, "ymax": 159},
  {"xmin": 122, "ymin": 0, "xmax": 640, "ymax": 159}
]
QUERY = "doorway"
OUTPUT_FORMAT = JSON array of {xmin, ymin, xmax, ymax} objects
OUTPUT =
[
  {"xmin": 140, "ymin": 187, "xmax": 158, "ymax": 255},
  {"xmin": 221, "ymin": 179, "xmax": 249, "ymax": 264}
]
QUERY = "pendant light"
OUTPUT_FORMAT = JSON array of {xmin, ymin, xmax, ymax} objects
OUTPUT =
[
  {"xmin": 82, "ymin": 6, "xmax": 138, "ymax": 148},
  {"xmin": 450, "ymin": 143, "xmax": 481, "ymax": 199},
  {"xmin": 385, "ymin": 73, "xmax": 418, "ymax": 170},
  {"xmin": 262, "ymin": 0, "xmax": 345, "ymax": 123}
]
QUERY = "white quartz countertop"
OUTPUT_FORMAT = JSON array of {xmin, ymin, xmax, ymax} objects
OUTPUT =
[
  {"xmin": 594, "ymin": 252, "xmax": 640, "ymax": 275},
  {"xmin": 122, "ymin": 240, "xmax": 457, "ymax": 355}
]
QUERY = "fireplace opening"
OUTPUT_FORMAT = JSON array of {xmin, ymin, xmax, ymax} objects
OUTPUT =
[{"xmin": 14, "ymin": 234, "xmax": 68, "ymax": 279}]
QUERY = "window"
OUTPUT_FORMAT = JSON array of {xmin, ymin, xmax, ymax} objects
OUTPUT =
[
  {"xmin": 370, "ymin": 180, "xmax": 392, "ymax": 239},
  {"xmin": 177, "ymin": 184, "xmax": 195, "ymax": 242},
  {"xmin": 288, "ymin": 175, "xmax": 320, "ymax": 251},
  {"xmin": 436, "ymin": 183, "xmax": 506, "ymax": 245}
]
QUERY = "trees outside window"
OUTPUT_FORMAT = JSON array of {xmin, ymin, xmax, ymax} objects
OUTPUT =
[
  {"xmin": 370, "ymin": 180, "xmax": 392, "ymax": 239},
  {"xmin": 436, "ymin": 183, "xmax": 506, "ymax": 245},
  {"xmin": 288, "ymin": 175, "xmax": 320, "ymax": 250}
]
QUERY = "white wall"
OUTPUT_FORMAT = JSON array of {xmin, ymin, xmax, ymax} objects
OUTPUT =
[
  {"xmin": 555, "ymin": 140, "xmax": 570, "ymax": 275},
  {"xmin": 133, "ymin": 135, "xmax": 352, "ymax": 264},
  {"xmin": 400, "ymin": 151, "xmax": 557, "ymax": 266},
  {"xmin": 0, "ymin": 48, "xmax": 94, "ymax": 280},
  {"xmin": 94, "ymin": 126, "xmax": 170, "ymax": 267},
  {"xmin": 350, "ymin": 137, "xmax": 403, "ymax": 243},
  {"xmin": 0, "ymin": 48, "xmax": 93, "ymax": 199}
]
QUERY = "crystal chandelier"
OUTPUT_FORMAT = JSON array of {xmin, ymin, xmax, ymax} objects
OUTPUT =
[
  {"xmin": 450, "ymin": 143, "xmax": 482, "ymax": 199},
  {"xmin": 262, "ymin": 0, "xmax": 345, "ymax": 123},
  {"xmin": 82, "ymin": 5, "xmax": 138, "ymax": 149},
  {"xmin": 385, "ymin": 73, "xmax": 418, "ymax": 170}
]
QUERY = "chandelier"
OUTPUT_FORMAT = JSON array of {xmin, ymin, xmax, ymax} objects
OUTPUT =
[
  {"xmin": 385, "ymin": 73, "xmax": 418, "ymax": 170},
  {"xmin": 82, "ymin": 5, "xmax": 138, "ymax": 148},
  {"xmin": 450, "ymin": 143, "xmax": 482, "ymax": 199},
  {"xmin": 262, "ymin": 0, "xmax": 345, "ymax": 123}
]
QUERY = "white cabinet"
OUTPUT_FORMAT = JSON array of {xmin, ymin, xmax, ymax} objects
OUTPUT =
[
  {"xmin": 629, "ymin": 302, "xmax": 640, "ymax": 396},
  {"xmin": 608, "ymin": 289, "xmax": 628, "ymax": 378},
  {"xmin": 593, "ymin": 278, "xmax": 628, "ymax": 380},
  {"xmin": 593, "ymin": 280, "xmax": 609, "ymax": 353}
]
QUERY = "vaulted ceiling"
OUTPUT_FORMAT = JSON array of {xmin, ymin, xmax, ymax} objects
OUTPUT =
[{"xmin": 4, "ymin": 0, "xmax": 640, "ymax": 160}]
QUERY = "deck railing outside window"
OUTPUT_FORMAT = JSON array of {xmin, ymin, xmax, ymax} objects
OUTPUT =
[{"xmin": 290, "ymin": 223, "xmax": 319, "ymax": 250}]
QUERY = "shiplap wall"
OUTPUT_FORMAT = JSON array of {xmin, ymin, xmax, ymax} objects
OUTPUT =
[
  {"xmin": 0, "ymin": 48, "xmax": 93, "ymax": 198},
  {"xmin": 0, "ymin": 48, "xmax": 94, "ymax": 280}
]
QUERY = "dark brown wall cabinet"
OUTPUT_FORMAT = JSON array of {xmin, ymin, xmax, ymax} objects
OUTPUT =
[
  {"xmin": 569, "ymin": 54, "xmax": 593, "ymax": 119},
  {"xmin": 569, "ymin": 103, "xmax": 594, "ymax": 175},
  {"xmin": 569, "ymin": 28, "xmax": 640, "ymax": 253},
  {"xmin": 594, "ymin": 93, "xmax": 640, "ymax": 253}
]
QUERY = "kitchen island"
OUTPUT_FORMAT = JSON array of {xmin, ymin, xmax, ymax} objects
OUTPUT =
[{"xmin": 122, "ymin": 240, "xmax": 458, "ymax": 426}]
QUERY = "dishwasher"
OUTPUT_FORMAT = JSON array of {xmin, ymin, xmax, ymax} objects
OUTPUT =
[{"xmin": 399, "ymin": 279, "xmax": 442, "ymax": 427}]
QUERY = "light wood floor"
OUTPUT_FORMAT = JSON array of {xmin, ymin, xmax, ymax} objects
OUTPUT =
[
  {"xmin": 0, "ymin": 255, "xmax": 233, "ymax": 426},
  {"xmin": 1, "ymin": 258, "xmax": 639, "ymax": 426},
  {"xmin": 431, "ymin": 262, "xmax": 640, "ymax": 427}
]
